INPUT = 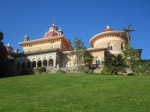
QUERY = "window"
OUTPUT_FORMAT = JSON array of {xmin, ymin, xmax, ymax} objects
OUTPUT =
[
  {"xmin": 22, "ymin": 62, "xmax": 26, "ymax": 68},
  {"xmin": 27, "ymin": 62, "xmax": 31, "ymax": 68},
  {"xmin": 121, "ymin": 43, "xmax": 124, "ymax": 50},
  {"xmin": 96, "ymin": 58, "xmax": 100, "ymax": 65},
  {"xmin": 37, "ymin": 60, "xmax": 42, "ymax": 67},
  {"xmin": 43, "ymin": 60, "xmax": 47, "ymax": 66},
  {"xmin": 16, "ymin": 63, "xmax": 20, "ymax": 70},
  {"xmin": 32, "ymin": 61, "xmax": 36, "ymax": 68},
  {"xmin": 49, "ymin": 59, "xmax": 53, "ymax": 66},
  {"xmin": 108, "ymin": 43, "xmax": 113, "ymax": 50}
]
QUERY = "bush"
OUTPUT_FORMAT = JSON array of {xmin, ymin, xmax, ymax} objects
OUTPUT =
[
  {"xmin": 133, "ymin": 60, "xmax": 150, "ymax": 76},
  {"xmin": 20, "ymin": 69, "xmax": 30, "ymax": 75},
  {"xmin": 57, "ymin": 69, "xmax": 66, "ymax": 74},
  {"xmin": 83, "ymin": 67, "xmax": 90, "ymax": 73},
  {"xmin": 39, "ymin": 67, "xmax": 46, "ymax": 73},
  {"xmin": 33, "ymin": 67, "xmax": 46, "ymax": 74},
  {"xmin": 89, "ymin": 70, "xmax": 94, "ymax": 74},
  {"xmin": 83, "ymin": 67, "xmax": 94, "ymax": 74}
]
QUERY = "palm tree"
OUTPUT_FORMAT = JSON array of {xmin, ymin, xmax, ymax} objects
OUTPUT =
[
  {"xmin": 102, "ymin": 54, "xmax": 127, "ymax": 75},
  {"xmin": 123, "ymin": 25, "xmax": 136, "ymax": 44}
]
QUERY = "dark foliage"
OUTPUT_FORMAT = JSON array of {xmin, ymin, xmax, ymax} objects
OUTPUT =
[
  {"xmin": 0, "ymin": 32, "xmax": 8, "ymax": 77},
  {"xmin": 102, "ymin": 53, "xmax": 127, "ymax": 75},
  {"xmin": 57, "ymin": 69, "xmax": 66, "ymax": 73},
  {"xmin": 20, "ymin": 69, "xmax": 30, "ymax": 75},
  {"xmin": 34, "ymin": 67, "xmax": 46, "ymax": 74}
]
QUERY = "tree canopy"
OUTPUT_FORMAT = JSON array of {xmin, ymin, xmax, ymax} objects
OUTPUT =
[
  {"xmin": 0, "ymin": 32, "xmax": 8, "ymax": 77},
  {"xmin": 102, "ymin": 53, "xmax": 127, "ymax": 75},
  {"xmin": 70, "ymin": 38, "xmax": 93, "ymax": 73}
]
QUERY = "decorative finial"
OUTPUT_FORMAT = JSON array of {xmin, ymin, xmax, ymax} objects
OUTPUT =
[
  {"xmin": 58, "ymin": 28, "xmax": 63, "ymax": 35},
  {"xmin": 53, "ymin": 16, "xmax": 55, "ymax": 25},
  {"xmin": 24, "ymin": 34, "xmax": 28, "ymax": 39},
  {"xmin": 24, "ymin": 34, "xmax": 29, "ymax": 41},
  {"xmin": 107, "ymin": 26, "xmax": 109, "ymax": 28},
  {"xmin": 7, "ymin": 43, "xmax": 10, "ymax": 46}
]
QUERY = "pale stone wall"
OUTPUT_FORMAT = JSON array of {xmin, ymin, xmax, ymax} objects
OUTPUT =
[
  {"xmin": 23, "ymin": 41, "xmax": 61, "ymax": 52},
  {"xmin": 93, "ymin": 37, "xmax": 126, "ymax": 51},
  {"xmin": 91, "ymin": 50, "xmax": 105, "ymax": 64},
  {"xmin": 64, "ymin": 50, "xmax": 105, "ymax": 68},
  {"xmin": 68, "ymin": 55, "xmax": 76, "ymax": 67},
  {"xmin": 14, "ymin": 52, "xmax": 58, "ymax": 69}
]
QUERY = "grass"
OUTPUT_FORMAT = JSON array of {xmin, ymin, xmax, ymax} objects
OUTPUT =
[{"xmin": 0, "ymin": 74, "xmax": 150, "ymax": 112}]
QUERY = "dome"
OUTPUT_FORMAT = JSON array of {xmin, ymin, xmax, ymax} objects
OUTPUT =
[
  {"xmin": 6, "ymin": 43, "xmax": 13, "ymax": 52},
  {"xmin": 44, "ymin": 24, "xmax": 59, "ymax": 37},
  {"xmin": 49, "ymin": 24, "xmax": 58, "ymax": 31},
  {"xmin": 44, "ymin": 31, "xmax": 58, "ymax": 37},
  {"xmin": 103, "ymin": 26, "xmax": 114, "ymax": 32}
]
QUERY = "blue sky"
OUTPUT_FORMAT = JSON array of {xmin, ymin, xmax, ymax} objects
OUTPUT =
[{"xmin": 0, "ymin": 0, "xmax": 150, "ymax": 59}]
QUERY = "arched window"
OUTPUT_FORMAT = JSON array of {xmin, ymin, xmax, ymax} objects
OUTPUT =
[
  {"xmin": 49, "ymin": 59, "xmax": 53, "ymax": 66},
  {"xmin": 16, "ymin": 63, "xmax": 20, "ymax": 70},
  {"xmin": 37, "ymin": 60, "xmax": 42, "ymax": 67},
  {"xmin": 108, "ymin": 43, "xmax": 113, "ymax": 50},
  {"xmin": 32, "ymin": 61, "xmax": 36, "ymax": 68},
  {"xmin": 27, "ymin": 62, "xmax": 31, "ymax": 68},
  {"xmin": 43, "ymin": 60, "xmax": 47, "ymax": 66},
  {"xmin": 96, "ymin": 58, "xmax": 100, "ymax": 66},
  {"xmin": 121, "ymin": 43, "xmax": 124, "ymax": 50},
  {"xmin": 65, "ymin": 61, "xmax": 70, "ymax": 68},
  {"xmin": 21, "ymin": 62, "xmax": 25, "ymax": 68}
]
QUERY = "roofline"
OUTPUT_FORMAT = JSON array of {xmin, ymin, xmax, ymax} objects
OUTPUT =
[
  {"xmin": 63, "ymin": 47, "xmax": 108, "ymax": 54},
  {"xmin": 90, "ymin": 31, "xmax": 123, "ymax": 42},
  {"xmin": 89, "ymin": 31, "xmax": 125, "ymax": 47},
  {"xmin": 14, "ymin": 48, "xmax": 63, "ymax": 57},
  {"xmin": 18, "ymin": 35, "xmax": 66, "ymax": 45}
]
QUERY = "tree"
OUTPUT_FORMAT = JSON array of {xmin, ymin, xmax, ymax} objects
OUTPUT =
[
  {"xmin": 0, "ymin": 32, "xmax": 4, "ymax": 41},
  {"xmin": 83, "ymin": 50, "xmax": 94, "ymax": 67},
  {"xmin": 102, "ymin": 53, "xmax": 127, "ymax": 75},
  {"xmin": 123, "ymin": 25, "xmax": 136, "ymax": 44},
  {"xmin": 123, "ymin": 45, "xmax": 141, "ymax": 73},
  {"xmin": 133, "ymin": 59, "xmax": 150, "ymax": 76},
  {"xmin": 70, "ymin": 38, "xmax": 86, "ymax": 74},
  {"xmin": 122, "ymin": 25, "xmax": 142, "ymax": 75},
  {"xmin": 0, "ymin": 32, "xmax": 8, "ymax": 77}
]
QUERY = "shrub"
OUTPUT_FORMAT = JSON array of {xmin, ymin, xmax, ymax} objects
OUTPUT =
[
  {"xmin": 57, "ymin": 69, "xmax": 66, "ymax": 74},
  {"xmin": 38, "ymin": 67, "xmax": 46, "ymax": 73},
  {"xmin": 102, "ymin": 54, "xmax": 127, "ymax": 75},
  {"xmin": 133, "ymin": 60, "xmax": 150, "ymax": 76},
  {"xmin": 33, "ymin": 67, "xmax": 46, "ymax": 74},
  {"xmin": 83, "ymin": 67, "xmax": 94, "ymax": 74},
  {"xmin": 89, "ymin": 70, "xmax": 94, "ymax": 74},
  {"xmin": 20, "ymin": 69, "xmax": 30, "ymax": 75},
  {"xmin": 83, "ymin": 67, "xmax": 90, "ymax": 73}
]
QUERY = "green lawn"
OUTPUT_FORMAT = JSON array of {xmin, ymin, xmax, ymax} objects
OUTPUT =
[{"xmin": 0, "ymin": 74, "xmax": 150, "ymax": 112}]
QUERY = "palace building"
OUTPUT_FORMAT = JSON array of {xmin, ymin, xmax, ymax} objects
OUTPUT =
[{"xmin": 6, "ymin": 24, "xmax": 141, "ymax": 74}]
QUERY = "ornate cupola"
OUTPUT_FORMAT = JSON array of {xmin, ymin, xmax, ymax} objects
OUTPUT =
[
  {"xmin": 24, "ymin": 34, "xmax": 29, "ymax": 41},
  {"xmin": 103, "ymin": 26, "xmax": 114, "ymax": 32},
  {"xmin": 6, "ymin": 43, "xmax": 13, "ymax": 52},
  {"xmin": 44, "ymin": 24, "xmax": 59, "ymax": 37},
  {"xmin": 50, "ymin": 24, "xmax": 58, "ymax": 31}
]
